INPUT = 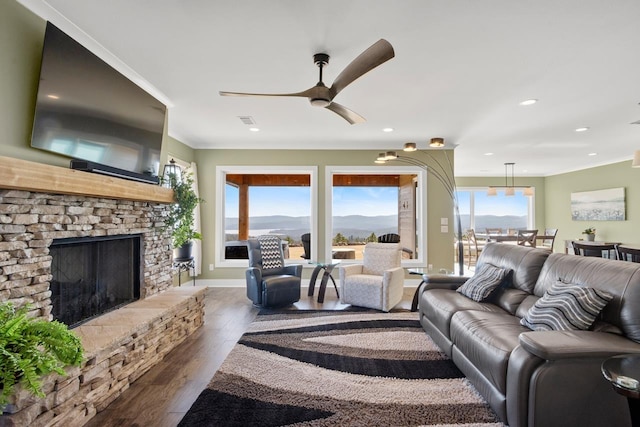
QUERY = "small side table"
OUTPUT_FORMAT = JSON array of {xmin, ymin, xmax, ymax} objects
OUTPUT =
[
  {"xmin": 408, "ymin": 268, "xmax": 428, "ymax": 312},
  {"xmin": 602, "ymin": 353, "xmax": 640, "ymax": 427},
  {"xmin": 307, "ymin": 262, "xmax": 340, "ymax": 303},
  {"xmin": 173, "ymin": 257, "xmax": 195, "ymax": 286}
]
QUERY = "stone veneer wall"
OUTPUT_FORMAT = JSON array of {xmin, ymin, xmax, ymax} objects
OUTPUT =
[
  {"xmin": 0, "ymin": 189, "xmax": 174, "ymax": 318},
  {"xmin": 0, "ymin": 188, "xmax": 205, "ymax": 426},
  {"xmin": 3, "ymin": 287, "xmax": 206, "ymax": 427}
]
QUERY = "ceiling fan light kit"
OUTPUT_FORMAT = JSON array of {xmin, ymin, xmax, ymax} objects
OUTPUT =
[{"xmin": 219, "ymin": 39, "xmax": 395, "ymax": 124}]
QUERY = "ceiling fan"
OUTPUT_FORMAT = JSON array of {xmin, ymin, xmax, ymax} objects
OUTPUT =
[{"xmin": 219, "ymin": 39, "xmax": 395, "ymax": 124}]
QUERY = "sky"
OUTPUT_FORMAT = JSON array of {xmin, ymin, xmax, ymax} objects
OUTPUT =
[
  {"xmin": 225, "ymin": 185, "xmax": 398, "ymax": 217},
  {"xmin": 226, "ymin": 185, "xmax": 530, "ymax": 218}
]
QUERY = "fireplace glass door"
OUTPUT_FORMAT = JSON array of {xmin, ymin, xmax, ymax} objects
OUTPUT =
[{"xmin": 50, "ymin": 235, "xmax": 141, "ymax": 328}]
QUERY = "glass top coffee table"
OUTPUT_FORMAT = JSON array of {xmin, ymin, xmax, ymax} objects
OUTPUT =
[
  {"xmin": 602, "ymin": 353, "xmax": 640, "ymax": 426},
  {"xmin": 307, "ymin": 262, "xmax": 340, "ymax": 303}
]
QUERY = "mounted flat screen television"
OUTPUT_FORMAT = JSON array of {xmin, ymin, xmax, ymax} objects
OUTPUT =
[{"xmin": 31, "ymin": 22, "xmax": 166, "ymax": 184}]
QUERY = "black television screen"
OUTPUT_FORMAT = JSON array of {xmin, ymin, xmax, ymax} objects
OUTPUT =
[{"xmin": 31, "ymin": 22, "xmax": 166, "ymax": 183}]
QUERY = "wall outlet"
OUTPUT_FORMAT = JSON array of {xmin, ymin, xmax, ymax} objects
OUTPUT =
[
  {"xmin": 428, "ymin": 264, "xmax": 433, "ymax": 271},
  {"xmin": 441, "ymin": 225, "xmax": 449, "ymax": 233},
  {"xmin": 209, "ymin": 264, "xmax": 214, "ymax": 271}
]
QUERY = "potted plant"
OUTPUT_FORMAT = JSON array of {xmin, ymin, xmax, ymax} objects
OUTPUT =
[
  {"xmin": 583, "ymin": 227, "xmax": 596, "ymax": 241},
  {"xmin": 0, "ymin": 303, "xmax": 83, "ymax": 411},
  {"xmin": 164, "ymin": 169, "xmax": 204, "ymax": 260}
]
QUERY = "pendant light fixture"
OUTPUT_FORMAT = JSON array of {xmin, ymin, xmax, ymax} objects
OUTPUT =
[{"xmin": 488, "ymin": 162, "xmax": 533, "ymax": 196}]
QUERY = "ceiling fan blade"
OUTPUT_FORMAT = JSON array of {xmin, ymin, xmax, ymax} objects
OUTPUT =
[
  {"xmin": 325, "ymin": 102, "xmax": 366, "ymax": 125},
  {"xmin": 219, "ymin": 88, "xmax": 315, "ymax": 98},
  {"xmin": 329, "ymin": 39, "xmax": 395, "ymax": 99}
]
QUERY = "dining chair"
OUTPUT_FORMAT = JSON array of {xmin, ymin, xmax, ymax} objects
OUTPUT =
[
  {"xmin": 485, "ymin": 228, "xmax": 503, "ymax": 235},
  {"xmin": 572, "ymin": 242, "xmax": 618, "ymax": 259},
  {"xmin": 466, "ymin": 229, "xmax": 485, "ymax": 268},
  {"xmin": 539, "ymin": 228, "xmax": 558, "ymax": 251},
  {"xmin": 517, "ymin": 229, "xmax": 538, "ymax": 247},
  {"xmin": 617, "ymin": 245, "xmax": 640, "ymax": 263}
]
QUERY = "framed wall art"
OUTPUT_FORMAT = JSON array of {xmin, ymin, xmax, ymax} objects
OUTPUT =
[{"xmin": 571, "ymin": 187, "xmax": 625, "ymax": 221}]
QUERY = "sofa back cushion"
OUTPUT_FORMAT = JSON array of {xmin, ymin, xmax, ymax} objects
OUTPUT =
[
  {"xmin": 533, "ymin": 253, "xmax": 640, "ymax": 343},
  {"xmin": 475, "ymin": 243, "xmax": 550, "ymax": 314},
  {"xmin": 477, "ymin": 243, "xmax": 550, "ymax": 294}
]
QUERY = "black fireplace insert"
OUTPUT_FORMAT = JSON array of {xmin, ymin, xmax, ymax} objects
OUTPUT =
[{"xmin": 49, "ymin": 235, "xmax": 142, "ymax": 328}]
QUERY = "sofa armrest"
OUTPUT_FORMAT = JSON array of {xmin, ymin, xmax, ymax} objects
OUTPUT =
[
  {"xmin": 519, "ymin": 330, "xmax": 640, "ymax": 360},
  {"xmin": 383, "ymin": 266, "xmax": 405, "ymax": 285},
  {"xmin": 339, "ymin": 264, "xmax": 363, "ymax": 277},
  {"xmin": 283, "ymin": 264, "xmax": 302, "ymax": 277},
  {"xmin": 245, "ymin": 267, "xmax": 263, "ymax": 304},
  {"xmin": 422, "ymin": 274, "xmax": 470, "ymax": 291}
]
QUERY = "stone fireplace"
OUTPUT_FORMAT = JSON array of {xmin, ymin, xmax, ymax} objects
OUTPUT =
[
  {"xmin": 0, "ymin": 189, "xmax": 172, "ymax": 316},
  {"xmin": 50, "ymin": 235, "xmax": 142, "ymax": 328},
  {"xmin": 0, "ymin": 156, "xmax": 206, "ymax": 427}
]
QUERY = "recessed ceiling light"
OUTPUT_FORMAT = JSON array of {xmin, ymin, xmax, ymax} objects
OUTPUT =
[
  {"xmin": 484, "ymin": 152, "xmax": 494, "ymax": 156},
  {"xmin": 249, "ymin": 127, "xmax": 260, "ymax": 132},
  {"xmin": 575, "ymin": 127, "xmax": 590, "ymax": 132},
  {"xmin": 588, "ymin": 152, "xmax": 597, "ymax": 156},
  {"xmin": 382, "ymin": 127, "xmax": 394, "ymax": 132},
  {"xmin": 519, "ymin": 99, "xmax": 538, "ymax": 106},
  {"xmin": 47, "ymin": 94, "xmax": 60, "ymax": 99}
]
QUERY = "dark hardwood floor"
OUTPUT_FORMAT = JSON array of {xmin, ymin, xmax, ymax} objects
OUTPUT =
[{"xmin": 86, "ymin": 285, "xmax": 416, "ymax": 427}]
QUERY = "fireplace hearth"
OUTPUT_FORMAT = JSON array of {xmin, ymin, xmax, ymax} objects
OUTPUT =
[{"xmin": 50, "ymin": 235, "xmax": 142, "ymax": 328}]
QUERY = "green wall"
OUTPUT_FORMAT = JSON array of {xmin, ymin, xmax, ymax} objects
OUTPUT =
[
  {"xmin": 194, "ymin": 149, "xmax": 457, "ymax": 280},
  {"xmin": 545, "ymin": 160, "xmax": 639, "ymax": 248}
]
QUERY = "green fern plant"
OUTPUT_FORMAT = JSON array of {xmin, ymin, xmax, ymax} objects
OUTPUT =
[{"xmin": 0, "ymin": 303, "xmax": 83, "ymax": 410}]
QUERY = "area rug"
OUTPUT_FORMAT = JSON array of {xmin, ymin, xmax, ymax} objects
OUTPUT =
[{"xmin": 179, "ymin": 310, "xmax": 504, "ymax": 427}]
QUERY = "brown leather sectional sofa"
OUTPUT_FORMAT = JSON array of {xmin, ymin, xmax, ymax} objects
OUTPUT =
[{"xmin": 418, "ymin": 243, "xmax": 640, "ymax": 427}]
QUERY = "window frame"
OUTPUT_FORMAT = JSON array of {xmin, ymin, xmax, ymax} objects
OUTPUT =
[
  {"xmin": 215, "ymin": 165, "xmax": 318, "ymax": 268},
  {"xmin": 456, "ymin": 186, "xmax": 535, "ymax": 232},
  {"xmin": 325, "ymin": 165, "xmax": 426, "ymax": 267}
]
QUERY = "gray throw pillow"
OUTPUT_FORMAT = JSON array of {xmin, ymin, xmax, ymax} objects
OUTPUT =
[
  {"xmin": 520, "ymin": 282, "xmax": 613, "ymax": 331},
  {"xmin": 457, "ymin": 263, "xmax": 510, "ymax": 302}
]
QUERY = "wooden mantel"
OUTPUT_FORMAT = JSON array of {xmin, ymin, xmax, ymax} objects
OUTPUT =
[{"xmin": 0, "ymin": 156, "xmax": 174, "ymax": 203}]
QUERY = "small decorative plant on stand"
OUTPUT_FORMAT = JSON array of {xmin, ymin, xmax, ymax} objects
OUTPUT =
[
  {"xmin": 583, "ymin": 227, "xmax": 596, "ymax": 241},
  {"xmin": 164, "ymin": 168, "xmax": 204, "ymax": 260},
  {"xmin": 0, "ymin": 303, "xmax": 83, "ymax": 411}
]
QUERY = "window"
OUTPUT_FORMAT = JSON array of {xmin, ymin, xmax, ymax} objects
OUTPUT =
[
  {"xmin": 216, "ymin": 166, "xmax": 317, "ymax": 266},
  {"xmin": 456, "ymin": 187, "xmax": 534, "ymax": 234},
  {"xmin": 326, "ymin": 166, "xmax": 425, "ymax": 265}
]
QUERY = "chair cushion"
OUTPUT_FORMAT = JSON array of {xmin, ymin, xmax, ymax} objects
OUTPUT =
[
  {"xmin": 451, "ymin": 310, "xmax": 529, "ymax": 394},
  {"xmin": 421, "ymin": 289, "xmax": 506, "ymax": 340},
  {"xmin": 257, "ymin": 235, "xmax": 284, "ymax": 270},
  {"xmin": 521, "ymin": 281, "xmax": 613, "ymax": 331},
  {"xmin": 341, "ymin": 274, "xmax": 383, "ymax": 309},
  {"xmin": 362, "ymin": 243, "xmax": 400, "ymax": 275},
  {"xmin": 457, "ymin": 264, "xmax": 511, "ymax": 302}
]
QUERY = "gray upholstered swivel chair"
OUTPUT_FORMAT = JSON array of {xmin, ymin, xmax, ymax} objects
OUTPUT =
[
  {"xmin": 246, "ymin": 235, "xmax": 302, "ymax": 307},
  {"xmin": 339, "ymin": 242, "xmax": 404, "ymax": 312}
]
